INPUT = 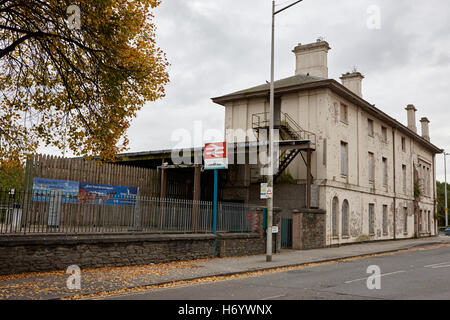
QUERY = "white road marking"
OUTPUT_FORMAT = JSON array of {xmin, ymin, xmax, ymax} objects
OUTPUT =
[
  {"xmin": 344, "ymin": 270, "xmax": 406, "ymax": 284},
  {"xmin": 424, "ymin": 261, "xmax": 450, "ymax": 268},
  {"xmin": 261, "ymin": 294, "xmax": 286, "ymax": 300},
  {"xmin": 431, "ymin": 265, "xmax": 450, "ymax": 269}
]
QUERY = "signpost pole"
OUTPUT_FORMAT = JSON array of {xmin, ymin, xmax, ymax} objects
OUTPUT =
[
  {"xmin": 213, "ymin": 169, "xmax": 218, "ymax": 257},
  {"xmin": 204, "ymin": 142, "xmax": 227, "ymax": 258}
]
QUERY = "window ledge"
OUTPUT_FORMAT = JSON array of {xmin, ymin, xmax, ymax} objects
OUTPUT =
[{"xmin": 341, "ymin": 235, "xmax": 350, "ymax": 239}]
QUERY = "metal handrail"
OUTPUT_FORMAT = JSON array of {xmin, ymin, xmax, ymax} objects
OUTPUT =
[{"xmin": 252, "ymin": 112, "xmax": 316, "ymax": 147}]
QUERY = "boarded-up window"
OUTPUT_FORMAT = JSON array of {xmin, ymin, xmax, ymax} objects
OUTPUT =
[
  {"xmin": 342, "ymin": 200, "xmax": 349, "ymax": 236},
  {"xmin": 419, "ymin": 210, "xmax": 423, "ymax": 231},
  {"xmin": 428, "ymin": 210, "xmax": 431, "ymax": 232},
  {"xmin": 341, "ymin": 142, "xmax": 348, "ymax": 176},
  {"xmin": 368, "ymin": 152, "xmax": 375, "ymax": 183},
  {"xmin": 368, "ymin": 119, "xmax": 374, "ymax": 137},
  {"xmin": 369, "ymin": 204, "xmax": 375, "ymax": 235},
  {"xmin": 382, "ymin": 205, "xmax": 388, "ymax": 235},
  {"xmin": 332, "ymin": 197, "xmax": 339, "ymax": 237},
  {"xmin": 402, "ymin": 165, "xmax": 407, "ymax": 192},
  {"xmin": 340, "ymin": 103, "xmax": 348, "ymax": 123},
  {"xmin": 404, "ymin": 207, "xmax": 408, "ymax": 233},
  {"xmin": 381, "ymin": 126, "xmax": 388, "ymax": 142},
  {"xmin": 382, "ymin": 157, "xmax": 388, "ymax": 186},
  {"xmin": 422, "ymin": 165, "xmax": 426, "ymax": 195}
]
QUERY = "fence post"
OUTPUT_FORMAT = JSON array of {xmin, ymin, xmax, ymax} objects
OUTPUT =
[
  {"xmin": 22, "ymin": 157, "xmax": 35, "ymax": 234},
  {"xmin": 192, "ymin": 165, "xmax": 201, "ymax": 232},
  {"xmin": 133, "ymin": 188, "xmax": 141, "ymax": 231}
]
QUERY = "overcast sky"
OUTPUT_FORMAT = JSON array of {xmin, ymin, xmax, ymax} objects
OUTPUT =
[{"xmin": 42, "ymin": 0, "xmax": 450, "ymax": 181}]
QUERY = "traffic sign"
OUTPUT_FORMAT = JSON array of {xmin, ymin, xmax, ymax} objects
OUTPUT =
[
  {"xmin": 261, "ymin": 183, "xmax": 273, "ymax": 199},
  {"xmin": 204, "ymin": 142, "xmax": 228, "ymax": 170}
]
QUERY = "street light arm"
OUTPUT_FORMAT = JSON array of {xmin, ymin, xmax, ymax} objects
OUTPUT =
[{"xmin": 274, "ymin": 0, "xmax": 303, "ymax": 15}]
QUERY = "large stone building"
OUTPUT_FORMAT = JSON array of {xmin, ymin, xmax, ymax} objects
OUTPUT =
[{"xmin": 212, "ymin": 39, "xmax": 443, "ymax": 246}]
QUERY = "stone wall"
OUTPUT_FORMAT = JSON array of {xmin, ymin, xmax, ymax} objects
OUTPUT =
[
  {"xmin": 292, "ymin": 209, "xmax": 326, "ymax": 250},
  {"xmin": 0, "ymin": 233, "xmax": 264, "ymax": 275},
  {"xmin": 216, "ymin": 233, "xmax": 265, "ymax": 257}
]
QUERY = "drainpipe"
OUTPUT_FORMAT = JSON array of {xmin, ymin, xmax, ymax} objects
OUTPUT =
[{"xmin": 392, "ymin": 129, "xmax": 397, "ymax": 240}]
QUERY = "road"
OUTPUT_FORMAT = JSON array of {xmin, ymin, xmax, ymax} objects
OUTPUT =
[{"xmin": 102, "ymin": 244, "xmax": 450, "ymax": 300}]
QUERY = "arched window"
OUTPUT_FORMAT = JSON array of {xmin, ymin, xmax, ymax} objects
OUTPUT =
[
  {"xmin": 332, "ymin": 197, "xmax": 339, "ymax": 237},
  {"xmin": 342, "ymin": 200, "xmax": 349, "ymax": 236}
]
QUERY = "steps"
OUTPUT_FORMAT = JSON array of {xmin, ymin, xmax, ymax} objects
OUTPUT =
[{"xmin": 252, "ymin": 111, "xmax": 316, "ymax": 181}]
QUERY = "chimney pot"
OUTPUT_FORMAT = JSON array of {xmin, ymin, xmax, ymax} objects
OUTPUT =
[
  {"xmin": 340, "ymin": 72, "xmax": 364, "ymax": 98},
  {"xmin": 405, "ymin": 104, "xmax": 417, "ymax": 133},
  {"xmin": 420, "ymin": 117, "xmax": 430, "ymax": 141},
  {"xmin": 292, "ymin": 40, "xmax": 331, "ymax": 78}
]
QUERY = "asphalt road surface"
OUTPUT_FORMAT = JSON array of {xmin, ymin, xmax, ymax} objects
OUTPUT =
[{"xmin": 104, "ymin": 244, "xmax": 450, "ymax": 300}]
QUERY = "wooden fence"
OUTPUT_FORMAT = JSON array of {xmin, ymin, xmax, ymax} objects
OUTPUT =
[{"xmin": 25, "ymin": 154, "xmax": 160, "ymax": 197}]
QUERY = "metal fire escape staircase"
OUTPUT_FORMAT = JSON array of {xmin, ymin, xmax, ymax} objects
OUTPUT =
[{"xmin": 252, "ymin": 112, "xmax": 316, "ymax": 181}]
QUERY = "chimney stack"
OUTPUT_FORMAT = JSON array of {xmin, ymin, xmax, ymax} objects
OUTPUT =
[
  {"xmin": 340, "ymin": 72, "xmax": 364, "ymax": 98},
  {"xmin": 420, "ymin": 117, "xmax": 430, "ymax": 141},
  {"xmin": 405, "ymin": 104, "xmax": 417, "ymax": 133},
  {"xmin": 292, "ymin": 39, "xmax": 331, "ymax": 78}
]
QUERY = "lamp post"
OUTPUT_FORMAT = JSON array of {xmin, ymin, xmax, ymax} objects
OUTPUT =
[
  {"xmin": 266, "ymin": 0, "xmax": 303, "ymax": 262},
  {"xmin": 445, "ymin": 152, "xmax": 449, "ymax": 227}
]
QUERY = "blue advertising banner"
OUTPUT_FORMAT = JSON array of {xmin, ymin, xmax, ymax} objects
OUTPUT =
[
  {"xmin": 78, "ymin": 182, "xmax": 138, "ymax": 206},
  {"xmin": 32, "ymin": 178, "xmax": 79, "ymax": 203},
  {"xmin": 32, "ymin": 178, "xmax": 138, "ymax": 206}
]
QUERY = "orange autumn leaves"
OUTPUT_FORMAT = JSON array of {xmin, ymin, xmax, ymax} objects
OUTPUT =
[{"xmin": 0, "ymin": 0, "xmax": 169, "ymax": 167}]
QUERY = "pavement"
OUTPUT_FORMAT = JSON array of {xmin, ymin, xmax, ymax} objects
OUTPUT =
[
  {"xmin": 107, "ymin": 243, "xmax": 450, "ymax": 300},
  {"xmin": 0, "ymin": 235, "xmax": 449, "ymax": 300}
]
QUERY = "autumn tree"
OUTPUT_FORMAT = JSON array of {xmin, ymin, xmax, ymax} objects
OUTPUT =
[{"xmin": 0, "ymin": 0, "xmax": 169, "ymax": 167}]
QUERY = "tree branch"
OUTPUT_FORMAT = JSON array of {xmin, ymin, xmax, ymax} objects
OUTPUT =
[{"xmin": 0, "ymin": 31, "xmax": 42, "ymax": 59}]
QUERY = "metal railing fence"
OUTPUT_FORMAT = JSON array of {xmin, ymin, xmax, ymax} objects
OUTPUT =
[{"xmin": 0, "ymin": 189, "xmax": 261, "ymax": 235}]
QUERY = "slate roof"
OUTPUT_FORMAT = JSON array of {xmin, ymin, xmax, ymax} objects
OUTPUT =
[{"xmin": 212, "ymin": 74, "xmax": 326, "ymax": 102}]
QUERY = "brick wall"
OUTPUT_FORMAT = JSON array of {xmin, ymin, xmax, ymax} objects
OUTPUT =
[{"xmin": 0, "ymin": 233, "xmax": 265, "ymax": 275}]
